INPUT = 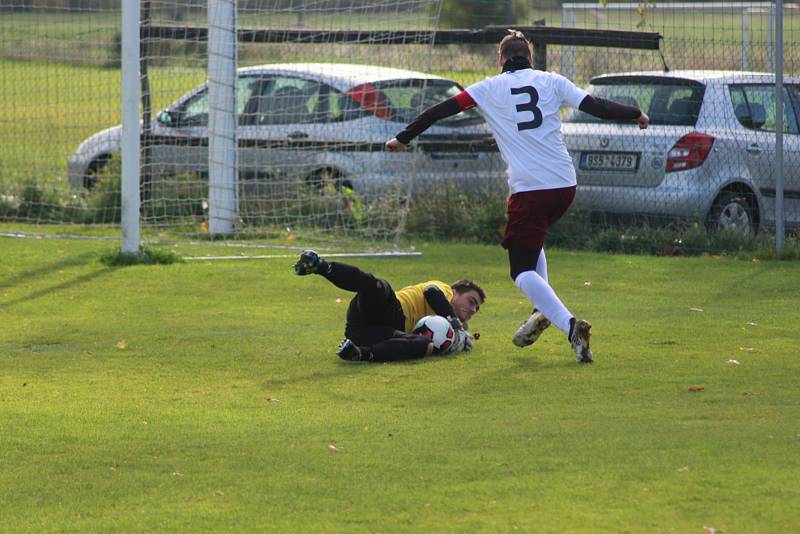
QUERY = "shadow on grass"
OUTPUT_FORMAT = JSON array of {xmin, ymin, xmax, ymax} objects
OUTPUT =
[
  {"xmin": 0, "ymin": 266, "xmax": 116, "ymax": 311},
  {"xmin": 0, "ymin": 251, "xmax": 99, "ymax": 290},
  {"xmin": 691, "ymin": 260, "xmax": 783, "ymax": 312},
  {"xmin": 263, "ymin": 350, "xmax": 463, "ymax": 388}
]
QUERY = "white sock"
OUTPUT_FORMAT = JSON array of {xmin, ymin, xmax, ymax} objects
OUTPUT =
[
  {"xmin": 536, "ymin": 249, "xmax": 548, "ymax": 282},
  {"xmin": 514, "ymin": 270, "xmax": 573, "ymax": 334}
]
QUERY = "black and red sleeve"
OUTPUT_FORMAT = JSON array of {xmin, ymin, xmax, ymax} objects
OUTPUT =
[
  {"xmin": 394, "ymin": 91, "xmax": 477, "ymax": 145},
  {"xmin": 578, "ymin": 95, "xmax": 642, "ymax": 122}
]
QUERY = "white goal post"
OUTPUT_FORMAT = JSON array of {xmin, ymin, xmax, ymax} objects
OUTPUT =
[
  {"xmin": 121, "ymin": 0, "xmax": 141, "ymax": 254},
  {"xmin": 207, "ymin": 0, "xmax": 238, "ymax": 236}
]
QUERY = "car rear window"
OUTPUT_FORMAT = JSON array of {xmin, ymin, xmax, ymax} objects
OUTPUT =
[
  {"xmin": 342, "ymin": 79, "xmax": 484, "ymax": 126},
  {"xmin": 563, "ymin": 78, "xmax": 705, "ymax": 126}
]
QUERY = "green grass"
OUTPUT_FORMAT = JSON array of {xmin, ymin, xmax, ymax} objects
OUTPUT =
[{"xmin": 1, "ymin": 229, "xmax": 798, "ymax": 531}]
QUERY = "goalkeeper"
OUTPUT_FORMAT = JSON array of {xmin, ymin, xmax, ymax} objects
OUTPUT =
[{"xmin": 294, "ymin": 250, "xmax": 485, "ymax": 362}]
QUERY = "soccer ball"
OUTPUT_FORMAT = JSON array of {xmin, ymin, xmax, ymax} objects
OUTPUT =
[{"xmin": 412, "ymin": 315, "xmax": 455, "ymax": 351}]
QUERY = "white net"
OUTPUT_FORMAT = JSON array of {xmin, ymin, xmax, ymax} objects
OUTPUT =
[
  {"xmin": 1, "ymin": 1, "xmax": 798, "ymax": 254},
  {"xmin": 0, "ymin": 2, "xmax": 123, "ymax": 227},
  {"xmin": 131, "ymin": 1, "xmax": 455, "ymax": 249}
]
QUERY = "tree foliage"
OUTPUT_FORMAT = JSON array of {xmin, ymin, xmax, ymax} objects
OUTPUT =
[{"xmin": 436, "ymin": 0, "xmax": 536, "ymax": 29}]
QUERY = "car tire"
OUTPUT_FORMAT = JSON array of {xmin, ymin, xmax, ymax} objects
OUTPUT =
[
  {"xmin": 706, "ymin": 190, "xmax": 758, "ymax": 233},
  {"xmin": 84, "ymin": 155, "xmax": 112, "ymax": 190}
]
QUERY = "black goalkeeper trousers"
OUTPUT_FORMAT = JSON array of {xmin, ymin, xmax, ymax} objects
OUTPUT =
[{"xmin": 319, "ymin": 262, "xmax": 430, "ymax": 362}]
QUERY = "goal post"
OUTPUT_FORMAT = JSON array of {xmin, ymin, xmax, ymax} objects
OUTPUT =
[
  {"xmin": 207, "ymin": 0, "xmax": 238, "ymax": 236},
  {"xmin": 121, "ymin": 0, "xmax": 141, "ymax": 254}
]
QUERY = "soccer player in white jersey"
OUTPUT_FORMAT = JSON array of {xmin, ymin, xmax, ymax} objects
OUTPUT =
[{"xmin": 386, "ymin": 30, "xmax": 649, "ymax": 364}]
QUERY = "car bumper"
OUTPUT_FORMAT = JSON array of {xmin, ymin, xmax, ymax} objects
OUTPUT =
[{"xmin": 574, "ymin": 170, "xmax": 715, "ymax": 220}]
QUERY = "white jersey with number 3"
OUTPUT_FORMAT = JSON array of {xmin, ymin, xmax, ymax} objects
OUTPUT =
[{"xmin": 465, "ymin": 69, "xmax": 588, "ymax": 194}]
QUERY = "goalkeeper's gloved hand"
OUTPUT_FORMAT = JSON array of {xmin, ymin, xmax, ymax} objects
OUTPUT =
[
  {"xmin": 462, "ymin": 330, "xmax": 474, "ymax": 352},
  {"xmin": 440, "ymin": 328, "xmax": 474, "ymax": 355},
  {"xmin": 447, "ymin": 315, "xmax": 463, "ymax": 331}
]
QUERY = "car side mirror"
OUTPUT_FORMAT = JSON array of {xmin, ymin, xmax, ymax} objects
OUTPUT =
[{"xmin": 157, "ymin": 110, "xmax": 174, "ymax": 126}]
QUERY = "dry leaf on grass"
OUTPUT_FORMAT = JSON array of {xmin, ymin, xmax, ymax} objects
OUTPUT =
[
  {"xmin": 689, "ymin": 307, "xmax": 704, "ymax": 313},
  {"xmin": 115, "ymin": 340, "xmax": 127, "ymax": 349}
]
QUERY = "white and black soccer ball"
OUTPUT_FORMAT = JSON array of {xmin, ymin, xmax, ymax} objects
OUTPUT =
[{"xmin": 412, "ymin": 315, "xmax": 455, "ymax": 351}]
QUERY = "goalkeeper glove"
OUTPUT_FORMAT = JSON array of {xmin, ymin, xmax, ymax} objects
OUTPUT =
[
  {"xmin": 440, "ymin": 328, "xmax": 474, "ymax": 355},
  {"xmin": 447, "ymin": 315, "xmax": 463, "ymax": 331}
]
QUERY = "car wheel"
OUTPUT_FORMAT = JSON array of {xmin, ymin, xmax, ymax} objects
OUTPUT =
[
  {"xmin": 707, "ymin": 190, "xmax": 758, "ymax": 233},
  {"xmin": 84, "ymin": 155, "xmax": 112, "ymax": 190}
]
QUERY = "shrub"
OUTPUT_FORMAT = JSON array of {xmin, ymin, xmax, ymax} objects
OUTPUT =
[
  {"xmin": 405, "ymin": 179, "xmax": 506, "ymax": 243},
  {"xmin": 100, "ymin": 246, "xmax": 182, "ymax": 266}
]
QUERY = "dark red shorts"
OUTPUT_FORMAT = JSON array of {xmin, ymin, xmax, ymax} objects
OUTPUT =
[{"xmin": 502, "ymin": 186, "xmax": 576, "ymax": 251}]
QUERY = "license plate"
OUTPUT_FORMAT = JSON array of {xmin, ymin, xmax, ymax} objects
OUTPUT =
[{"xmin": 580, "ymin": 152, "xmax": 639, "ymax": 172}]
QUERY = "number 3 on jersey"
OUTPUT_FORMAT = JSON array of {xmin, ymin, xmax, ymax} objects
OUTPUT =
[{"xmin": 510, "ymin": 86, "xmax": 543, "ymax": 131}]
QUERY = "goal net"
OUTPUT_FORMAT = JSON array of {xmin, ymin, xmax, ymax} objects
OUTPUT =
[
  {"xmin": 2, "ymin": 2, "xmax": 796, "ymax": 256},
  {"xmin": 134, "ymin": 0, "xmax": 451, "ymax": 253},
  {"xmin": 561, "ymin": 2, "xmax": 781, "ymax": 81},
  {"xmin": 1, "ymin": 0, "xmax": 461, "ymax": 255}
]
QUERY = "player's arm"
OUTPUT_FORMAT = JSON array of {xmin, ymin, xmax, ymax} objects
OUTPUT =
[
  {"xmin": 578, "ymin": 95, "xmax": 649, "ymax": 129},
  {"xmin": 385, "ymin": 91, "xmax": 477, "ymax": 151},
  {"xmin": 423, "ymin": 284, "xmax": 471, "ymax": 331},
  {"xmin": 423, "ymin": 285, "xmax": 458, "ymax": 322}
]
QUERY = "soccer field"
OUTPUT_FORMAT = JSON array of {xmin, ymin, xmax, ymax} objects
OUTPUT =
[{"xmin": 1, "ymin": 230, "xmax": 798, "ymax": 531}]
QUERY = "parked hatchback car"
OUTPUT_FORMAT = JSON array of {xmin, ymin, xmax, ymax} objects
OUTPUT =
[
  {"xmin": 68, "ymin": 63, "xmax": 503, "ymax": 198},
  {"xmin": 562, "ymin": 70, "xmax": 800, "ymax": 232}
]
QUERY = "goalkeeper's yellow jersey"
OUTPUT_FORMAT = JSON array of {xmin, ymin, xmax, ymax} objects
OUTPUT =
[{"xmin": 395, "ymin": 280, "xmax": 453, "ymax": 333}]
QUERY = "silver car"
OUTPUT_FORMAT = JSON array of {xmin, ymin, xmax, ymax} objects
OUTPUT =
[
  {"xmin": 68, "ymin": 63, "xmax": 503, "ymax": 197},
  {"xmin": 562, "ymin": 70, "xmax": 800, "ymax": 232}
]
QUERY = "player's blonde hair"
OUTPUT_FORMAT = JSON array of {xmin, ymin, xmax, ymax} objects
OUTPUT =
[{"xmin": 499, "ymin": 29, "xmax": 531, "ymax": 61}]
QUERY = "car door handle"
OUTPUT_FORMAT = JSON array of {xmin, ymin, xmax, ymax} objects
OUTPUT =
[
  {"xmin": 746, "ymin": 143, "xmax": 762, "ymax": 154},
  {"xmin": 288, "ymin": 131, "xmax": 308, "ymax": 139}
]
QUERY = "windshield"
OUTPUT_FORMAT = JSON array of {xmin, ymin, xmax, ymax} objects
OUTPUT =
[
  {"xmin": 344, "ymin": 78, "xmax": 484, "ymax": 126},
  {"xmin": 563, "ymin": 79, "xmax": 705, "ymax": 126}
]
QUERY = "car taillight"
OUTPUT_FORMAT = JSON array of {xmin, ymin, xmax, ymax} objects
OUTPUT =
[{"xmin": 665, "ymin": 132, "xmax": 715, "ymax": 173}]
